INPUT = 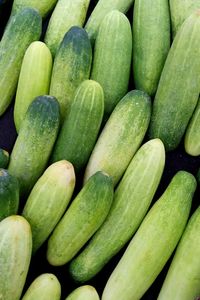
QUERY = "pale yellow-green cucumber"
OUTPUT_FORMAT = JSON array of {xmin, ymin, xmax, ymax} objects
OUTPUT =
[{"xmin": 65, "ymin": 285, "xmax": 99, "ymax": 300}]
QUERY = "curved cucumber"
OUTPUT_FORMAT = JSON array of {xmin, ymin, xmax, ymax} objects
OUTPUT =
[
  {"xmin": 0, "ymin": 215, "xmax": 32, "ymax": 300},
  {"xmin": 84, "ymin": 90, "xmax": 151, "ymax": 187},
  {"xmin": 102, "ymin": 171, "xmax": 196, "ymax": 300},
  {"xmin": 49, "ymin": 26, "xmax": 92, "ymax": 121},
  {"xmin": 0, "ymin": 148, "xmax": 9, "ymax": 168},
  {"xmin": 65, "ymin": 285, "xmax": 99, "ymax": 300},
  {"xmin": 47, "ymin": 171, "xmax": 113, "ymax": 266}
]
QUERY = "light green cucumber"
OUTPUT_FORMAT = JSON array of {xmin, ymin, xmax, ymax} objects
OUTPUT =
[
  {"xmin": 8, "ymin": 96, "xmax": 60, "ymax": 197},
  {"xmin": 102, "ymin": 171, "xmax": 196, "ymax": 300},
  {"xmin": 65, "ymin": 285, "xmax": 99, "ymax": 300},
  {"xmin": 0, "ymin": 7, "xmax": 42, "ymax": 116},
  {"xmin": 47, "ymin": 171, "xmax": 113, "ymax": 266},
  {"xmin": 0, "ymin": 215, "xmax": 32, "ymax": 300},
  {"xmin": 51, "ymin": 80, "xmax": 104, "ymax": 173},
  {"xmin": 14, "ymin": 41, "xmax": 52, "ymax": 133},
  {"xmin": 149, "ymin": 11, "xmax": 200, "ymax": 151},
  {"xmin": 91, "ymin": 10, "xmax": 132, "ymax": 120},
  {"xmin": 0, "ymin": 148, "xmax": 9, "ymax": 168},
  {"xmin": 158, "ymin": 206, "xmax": 200, "ymax": 300},
  {"xmin": 133, "ymin": 0, "xmax": 170, "ymax": 96},
  {"xmin": 84, "ymin": 90, "xmax": 151, "ymax": 187},
  {"xmin": 45, "ymin": 0, "xmax": 90, "ymax": 56},
  {"xmin": 69, "ymin": 139, "xmax": 165, "ymax": 282}
]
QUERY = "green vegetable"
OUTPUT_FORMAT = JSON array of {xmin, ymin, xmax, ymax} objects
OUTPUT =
[
  {"xmin": 0, "ymin": 148, "xmax": 9, "ymax": 168},
  {"xmin": 65, "ymin": 285, "xmax": 99, "ymax": 300}
]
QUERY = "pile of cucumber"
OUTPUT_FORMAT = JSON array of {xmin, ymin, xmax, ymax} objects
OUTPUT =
[{"xmin": 0, "ymin": 0, "xmax": 199, "ymax": 299}]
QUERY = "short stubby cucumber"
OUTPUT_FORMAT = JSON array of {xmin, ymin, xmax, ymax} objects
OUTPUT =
[
  {"xmin": 8, "ymin": 96, "xmax": 60, "ymax": 197},
  {"xmin": 65, "ymin": 285, "xmax": 99, "ymax": 300},
  {"xmin": 47, "ymin": 171, "xmax": 113, "ymax": 266},
  {"xmin": 0, "ymin": 7, "xmax": 42, "ymax": 116},
  {"xmin": 84, "ymin": 90, "xmax": 151, "ymax": 187},
  {"xmin": 102, "ymin": 171, "xmax": 196, "ymax": 300},
  {"xmin": 158, "ymin": 206, "xmax": 200, "ymax": 300},
  {"xmin": 0, "ymin": 215, "xmax": 32, "ymax": 300},
  {"xmin": 51, "ymin": 80, "xmax": 104, "ymax": 173},
  {"xmin": 14, "ymin": 41, "xmax": 52, "ymax": 132},
  {"xmin": 149, "ymin": 11, "xmax": 200, "ymax": 151},
  {"xmin": 49, "ymin": 26, "xmax": 92, "ymax": 121},
  {"xmin": 0, "ymin": 148, "xmax": 9, "ymax": 168},
  {"xmin": 69, "ymin": 139, "xmax": 165, "ymax": 282},
  {"xmin": 91, "ymin": 10, "xmax": 132, "ymax": 120},
  {"xmin": 133, "ymin": 0, "xmax": 170, "ymax": 96}
]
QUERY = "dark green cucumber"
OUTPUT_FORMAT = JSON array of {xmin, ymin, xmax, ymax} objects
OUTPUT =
[
  {"xmin": 91, "ymin": 10, "xmax": 132, "ymax": 120},
  {"xmin": 102, "ymin": 171, "xmax": 196, "ymax": 300},
  {"xmin": 65, "ymin": 286, "xmax": 99, "ymax": 300},
  {"xmin": 133, "ymin": 0, "xmax": 170, "ymax": 96},
  {"xmin": 49, "ymin": 26, "xmax": 92, "ymax": 121},
  {"xmin": 0, "ymin": 148, "xmax": 9, "ymax": 168},
  {"xmin": 8, "ymin": 96, "xmax": 60, "ymax": 197},
  {"xmin": 0, "ymin": 7, "xmax": 42, "ymax": 116},
  {"xmin": 84, "ymin": 90, "xmax": 151, "ymax": 187},
  {"xmin": 149, "ymin": 11, "xmax": 200, "ymax": 151},
  {"xmin": 47, "ymin": 171, "xmax": 113, "ymax": 266},
  {"xmin": 51, "ymin": 80, "xmax": 104, "ymax": 172}
]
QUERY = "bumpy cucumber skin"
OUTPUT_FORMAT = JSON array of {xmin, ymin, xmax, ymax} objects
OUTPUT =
[
  {"xmin": 84, "ymin": 90, "xmax": 151, "ymax": 187},
  {"xmin": 91, "ymin": 10, "xmax": 132, "ymax": 120},
  {"xmin": 14, "ymin": 41, "xmax": 52, "ymax": 133},
  {"xmin": 65, "ymin": 285, "xmax": 99, "ymax": 300},
  {"xmin": 102, "ymin": 171, "xmax": 196, "ymax": 300},
  {"xmin": 51, "ymin": 80, "xmax": 104, "ymax": 173},
  {"xmin": 158, "ymin": 207, "xmax": 200, "ymax": 300},
  {"xmin": 47, "ymin": 171, "xmax": 113, "ymax": 266},
  {"xmin": 8, "ymin": 96, "xmax": 60, "ymax": 197},
  {"xmin": 0, "ymin": 216, "xmax": 32, "ymax": 300},
  {"xmin": 50, "ymin": 26, "xmax": 92, "ymax": 121},
  {"xmin": 133, "ymin": 0, "xmax": 170, "ymax": 96},
  {"xmin": 0, "ymin": 7, "xmax": 42, "ymax": 116},
  {"xmin": 149, "ymin": 12, "xmax": 200, "ymax": 151},
  {"xmin": 21, "ymin": 273, "xmax": 61, "ymax": 300},
  {"xmin": 0, "ymin": 148, "xmax": 9, "ymax": 168}
]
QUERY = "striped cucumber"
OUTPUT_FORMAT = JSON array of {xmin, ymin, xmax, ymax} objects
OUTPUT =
[
  {"xmin": 65, "ymin": 286, "xmax": 99, "ymax": 300},
  {"xmin": 51, "ymin": 80, "xmax": 104, "ymax": 173},
  {"xmin": 91, "ymin": 10, "xmax": 132, "ymax": 120},
  {"xmin": 0, "ymin": 148, "xmax": 9, "ymax": 168},
  {"xmin": 133, "ymin": 0, "xmax": 170, "ymax": 96},
  {"xmin": 149, "ymin": 11, "xmax": 200, "ymax": 151},
  {"xmin": 102, "ymin": 171, "xmax": 196, "ymax": 300},
  {"xmin": 84, "ymin": 90, "xmax": 151, "ymax": 187},
  {"xmin": 49, "ymin": 26, "xmax": 92, "ymax": 121},
  {"xmin": 47, "ymin": 171, "xmax": 113, "ymax": 266},
  {"xmin": 0, "ymin": 215, "xmax": 32, "ymax": 300},
  {"xmin": 0, "ymin": 7, "xmax": 42, "ymax": 116}
]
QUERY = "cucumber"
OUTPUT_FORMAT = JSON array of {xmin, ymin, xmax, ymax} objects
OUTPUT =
[
  {"xmin": 22, "ymin": 160, "xmax": 75, "ymax": 253},
  {"xmin": 69, "ymin": 139, "xmax": 165, "ymax": 282},
  {"xmin": 49, "ymin": 26, "xmax": 92, "ymax": 121},
  {"xmin": 0, "ymin": 148, "xmax": 9, "ymax": 168},
  {"xmin": 51, "ymin": 80, "xmax": 104, "ymax": 173},
  {"xmin": 149, "ymin": 11, "xmax": 200, "ymax": 151},
  {"xmin": 45, "ymin": 0, "xmax": 90, "ymax": 56},
  {"xmin": 84, "ymin": 90, "xmax": 151, "ymax": 187},
  {"xmin": 14, "ymin": 41, "xmax": 53, "ymax": 132},
  {"xmin": 184, "ymin": 98, "xmax": 200, "ymax": 156},
  {"xmin": 47, "ymin": 171, "xmax": 113, "ymax": 266},
  {"xmin": 85, "ymin": 0, "xmax": 134, "ymax": 45},
  {"xmin": 91, "ymin": 10, "xmax": 132, "ymax": 120},
  {"xmin": 0, "ymin": 7, "xmax": 42, "ymax": 116},
  {"xmin": 8, "ymin": 96, "xmax": 60, "ymax": 197},
  {"xmin": 101, "ymin": 171, "xmax": 196, "ymax": 300},
  {"xmin": 65, "ymin": 285, "xmax": 99, "ymax": 300},
  {"xmin": 21, "ymin": 273, "xmax": 61, "ymax": 300},
  {"xmin": 133, "ymin": 0, "xmax": 170, "ymax": 96},
  {"xmin": 0, "ymin": 215, "xmax": 32, "ymax": 300},
  {"xmin": 0, "ymin": 169, "xmax": 19, "ymax": 221},
  {"xmin": 158, "ymin": 206, "xmax": 200, "ymax": 300}
]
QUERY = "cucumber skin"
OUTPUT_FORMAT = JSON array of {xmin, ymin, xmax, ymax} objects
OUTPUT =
[
  {"xmin": 65, "ymin": 285, "xmax": 99, "ymax": 300},
  {"xmin": 133, "ymin": 0, "xmax": 170, "ymax": 96},
  {"xmin": 0, "ymin": 148, "xmax": 9, "ymax": 168},
  {"xmin": 14, "ymin": 41, "xmax": 53, "ymax": 133},
  {"xmin": 8, "ymin": 96, "xmax": 60, "ymax": 197},
  {"xmin": 47, "ymin": 171, "xmax": 113, "ymax": 266},
  {"xmin": 0, "ymin": 216, "xmax": 32, "ymax": 300},
  {"xmin": 91, "ymin": 10, "xmax": 132, "ymax": 120},
  {"xmin": 102, "ymin": 171, "xmax": 196, "ymax": 300},
  {"xmin": 158, "ymin": 207, "xmax": 200, "ymax": 300},
  {"xmin": 49, "ymin": 26, "xmax": 92, "ymax": 121},
  {"xmin": 149, "ymin": 12, "xmax": 200, "ymax": 151},
  {"xmin": 51, "ymin": 80, "xmax": 104, "ymax": 173},
  {"xmin": 0, "ymin": 7, "xmax": 42, "ymax": 116}
]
